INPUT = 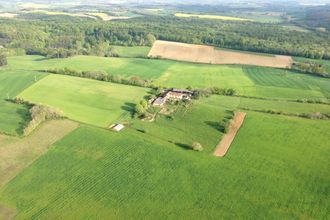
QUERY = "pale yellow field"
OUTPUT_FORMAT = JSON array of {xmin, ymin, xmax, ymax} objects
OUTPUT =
[
  {"xmin": 0, "ymin": 13, "xmax": 18, "ymax": 18},
  {"xmin": 148, "ymin": 40, "xmax": 293, "ymax": 68},
  {"xmin": 86, "ymin": 12, "xmax": 130, "ymax": 21},
  {"xmin": 145, "ymin": 9, "xmax": 164, "ymax": 12},
  {"xmin": 17, "ymin": 3, "xmax": 48, "ymax": 9},
  {"xmin": 175, "ymin": 13, "xmax": 251, "ymax": 21},
  {"xmin": 25, "ymin": 10, "xmax": 98, "ymax": 19}
]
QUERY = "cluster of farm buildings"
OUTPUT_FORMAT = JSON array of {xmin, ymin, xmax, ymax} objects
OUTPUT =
[{"xmin": 152, "ymin": 88, "xmax": 194, "ymax": 106}]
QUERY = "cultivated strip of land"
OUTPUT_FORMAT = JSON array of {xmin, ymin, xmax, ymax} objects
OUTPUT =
[
  {"xmin": 214, "ymin": 112, "xmax": 246, "ymax": 157},
  {"xmin": 175, "ymin": 13, "xmax": 251, "ymax": 21},
  {"xmin": 0, "ymin": 120, "xmax": 79, "ymax": 188},
  {"xmin": 85, "ymin": 12, "xmax": 130, "ymax": 21},
  {"xmin": 149, "ymin": 40, "xmax": 293, "ymax": 68}
]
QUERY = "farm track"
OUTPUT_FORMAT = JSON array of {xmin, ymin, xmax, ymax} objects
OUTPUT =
[
  {"xmin": 0, "ymin": 120, "xmax": 79, "ymax": 188},
  {"xmin": 214, "ymin": 112, "xmax": 246, "ymax": 157}
]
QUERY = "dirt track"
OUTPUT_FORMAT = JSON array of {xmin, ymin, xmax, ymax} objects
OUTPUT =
[
  {"xmin": 214, "ymin": 112, "xmax": 246, "ymax": 157},
  {"xmin": 148, "ymin": 40, "xmax": 292, "ymax": 68}
]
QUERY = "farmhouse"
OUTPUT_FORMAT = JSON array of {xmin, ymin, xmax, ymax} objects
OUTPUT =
[
  {"xmin": 152, "ymin": 88, "xmax": 193, "ymax": 106},
  {"xmin": 153, "ymin": 97, "xmax": 166, "ymax": 106}
]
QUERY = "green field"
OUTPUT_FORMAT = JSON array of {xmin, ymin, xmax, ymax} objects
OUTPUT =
[
  {"xmin": 0, "ymin": 69, "xmax": 47, "ymax": 135},
  {"xmin": 205, "ymin": 95, "xmax": 330, "ymax": 115},
  {"xmin": 1, "ymin": 112, "xmax": 328, "ymax": 219},
  {"xmin": 243, "ymin": 66, "xmax": 330, "ymax": 99},
  {"xmin": 1, "ymin": 53, "xmax": 330, "ymax": 219},
  {"xmin": 8, "ymin": 55, "xmax": 173, "ymax": 79},
  {"xmin": 111, "ymin": 46, "xmax": 151, "ymax": 58},
  {"xmin": 131, "ymin": 98, "xmax": 231, "ymax": 154},
  {"xmin": 18, "ymin": 74, "xmax": 149, "ymax": 127},
  {"xmin": 8, "ymin": 55, "xmax": 330, "ymax": 100}
]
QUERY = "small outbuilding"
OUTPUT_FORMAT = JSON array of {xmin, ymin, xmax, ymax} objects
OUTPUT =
[{"xmin": 111, "ymin": 124, "xmax": 125, "ymax": 132}]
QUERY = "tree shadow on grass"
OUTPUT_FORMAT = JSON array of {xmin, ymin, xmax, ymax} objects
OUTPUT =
[
  {"xmin": 171, "ymin": 141, "xmax": 191, "ymax": 150},
  {"xmin": 15, "ymin": 105, "xmax": 31, "ymax": 136},
  {"xmin": 205, "ymin": 121, "xmax": 223, "ymax": 132},
  {"xmin": 121, "ymin": 102, "xmax": 136, "ymax": 117},
  {"xmin": 205, "ymin": 110, "xmax": 235, "ymax": 133},
  {"xmin": 34, "ymin": 57, "xmax": 52, "ymax": 62}
]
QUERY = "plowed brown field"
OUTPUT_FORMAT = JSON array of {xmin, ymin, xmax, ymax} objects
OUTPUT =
[{"xmin": 148, "ymin": 40, "xmax": 292, "ymax": 68}]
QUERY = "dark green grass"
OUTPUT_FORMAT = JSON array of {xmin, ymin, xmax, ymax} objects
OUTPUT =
[
  {"xmin": 1, "ymin": 112, "xmax": 329, "ymax": 219},
  {"xmin": 111, "ymin": 45, "xmax": 151, "ymax": 58},
  {"xmin": 0, "ymin": 69, "xmax": 47, "ymax": 135},
  {"xmin": 8, "ymin": 55, "xmax": 174, "ymax": 80},
  {"xmin": 206, "ymin": 95, "xmax": 330, "ymax": 115},
  {"xmin": 243, "ymin": 66, "xmax": 330, "ymax": 98}
]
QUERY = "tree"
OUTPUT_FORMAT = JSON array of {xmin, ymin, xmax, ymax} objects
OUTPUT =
[
  {"xmin": 0, "ymin": 53, "xmax": 7, "ymax": 66},
  {"xmin": 134, "ymin": 103, "xmax": 146, "ymax": 117},
  {"xmin": 140, "ymin": 99, "xmax": 148, "ymax": 109},
  {"xmin": 191, "ymin": 142, "xmax": 203, "ymax": 152},
  {"xmin": 146, "ymin": 33, "xmax": 156, "ymax": 46}
]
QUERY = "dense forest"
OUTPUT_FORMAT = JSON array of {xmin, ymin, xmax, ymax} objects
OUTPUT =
[
  {"xmin": 293, "ymin": 5, "xmax": 330, "ymax": 31},
  {"xmin": 0, "ymin": 15, "xmax": 329, "ymax": 59}
]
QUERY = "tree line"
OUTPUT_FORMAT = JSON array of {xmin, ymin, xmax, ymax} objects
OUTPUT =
[
  {"xmin": 292, "ymin": 61, "xmax": 329, "ymax": 77},
  {"xmin": 44, "ymin": 68, "xmax": 153, "ymax": 87},
  {"xmin": 0, "ymin": 53, "xmax": 7, "ymax": 66},
  {"xmin": 0, "ymin": 15, "xmax": 329, "ymax": 59}
]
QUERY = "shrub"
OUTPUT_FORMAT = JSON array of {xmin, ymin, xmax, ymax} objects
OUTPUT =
[
  {"xmin": 23, "ymin": 105, "xmax": 63, "ymax": 136},
  {"xmin": 191, "ymin": 142, "xmax": 203, "ymax": 152},
  {"xmin": 140, "ymin": 100, "xmax": 149, "ymax": 109},
  {"xmin": 134, "ymin": 103, "xmax": 146, "ymax": 117},
  {"xmin": 0, "ymin": 53, "xmax": 7, "ymax": 66},
  {"xmin": 292, "ymin": 61, "xmax": 328, "ymax": 78}
]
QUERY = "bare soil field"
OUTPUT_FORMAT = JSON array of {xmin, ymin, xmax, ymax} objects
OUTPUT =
[
  {"xmin": 148, "ymin": 40, "xmax": 293, "ymax": 68},
  {"xmin": 0, "ymin": 204, "xmax": 15, "ymax": 220},
  {"xmin": 0, "ymin": 13, "xmax": 18, "ymax": 19},
  {"xmin": 0, "ymin": 120, "xmax": 79, "ymax": 188},
  {"xmin": 214, "ymin": 112, "xmax": 246, "ymax": 157}
]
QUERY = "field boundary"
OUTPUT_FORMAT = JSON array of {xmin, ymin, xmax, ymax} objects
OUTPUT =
[
  {"xmin": 0, "ymin": 120, "xmax": 79, "ymax": 188},
  {"xmin": 214, "ymin": 112, "xmax": 246, "ymax": 157}
]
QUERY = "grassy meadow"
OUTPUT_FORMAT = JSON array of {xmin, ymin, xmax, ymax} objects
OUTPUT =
[
  {"xmin": 18, "ymin": 74, "xmax": 149, "ymax": 127},
  {"xmin": 8, "ymin": 55, "xmax": 173, "ymax": 79},
  {"xmin": 131, "ymin": 98, "xmax": 231, "ymax": 154},
  {"xmin": 8, "ymin": 55, "xmax": 330, "ymax": 100},
  {"xmin": 1, "ymin": 112, "xmax": 329, "ymax": 219},
  {"xmin": 111, "ymin": 46, "xmax": 151, "ymax": 58},
  {"xmin": 0, "ymin": 51, "xmax": 330, "ymax": 219},
  {"xmin": 0, "ymin": 69, "xmax": 47, "ymax": 135},
  {"xmin": 206, "ymin": 95, "xmax": 330, "ymax": 115}
]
